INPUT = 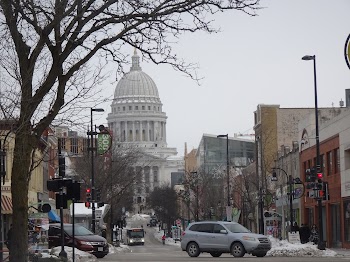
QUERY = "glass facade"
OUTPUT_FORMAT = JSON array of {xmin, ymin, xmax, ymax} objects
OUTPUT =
[{"xmin": 197, "ymin": 135, "xmax": 255, "ymax": 174}]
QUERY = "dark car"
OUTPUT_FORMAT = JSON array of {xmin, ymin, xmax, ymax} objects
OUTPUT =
[{"xmin": 48, "ymin": 223, "xmax": 109, "ymax": 258}]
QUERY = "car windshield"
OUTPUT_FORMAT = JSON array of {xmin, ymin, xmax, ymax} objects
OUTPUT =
[
  {"xmin": 224, "ymin": 223, "xmax": 251, "ymax": 233},
  {"xmin": 63, "ymin": 225, "xmax": 94, "ymax": 236}
]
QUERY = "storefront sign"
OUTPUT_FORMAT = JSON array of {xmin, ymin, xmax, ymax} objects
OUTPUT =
[{"xmin": 345, "ymin": 33, "xmax": 350, "ymax": 70}]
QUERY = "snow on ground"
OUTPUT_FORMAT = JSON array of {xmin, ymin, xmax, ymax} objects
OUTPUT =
[
  {"xmin": 151, "ymin": 226, "xmax": 340, "ymax": 257},
  {"xmin": 50, "ymin": 246, "xmax": 96, "ymax": 262},
  {"xmin": 267, "ymin": 237, "xmax": 337, "ymax": 257},
  {"xmin": 130, "ymin": 213, "xmax": 150, "ymax": 221}
]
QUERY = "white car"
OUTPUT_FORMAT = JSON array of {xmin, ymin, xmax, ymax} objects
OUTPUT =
[{"xmin": 180, "ymin": 221, "xmax": 271, "ymax": 258}]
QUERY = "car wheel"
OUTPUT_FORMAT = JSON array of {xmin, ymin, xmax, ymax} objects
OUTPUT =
[
  {"xmin": 231, "ymin": 242, "xmax": 246, "ymax": 257},
  {"xmin": 186, "ymin": 242, "xmax": 200, "ymax": 257},
  {"xmin": 253, "ymin": 252, "xmax": 267, "ymax": 257},
  {"xmin": 94, "ymin": 254, "xmax": 106, "ymax": 259},
  {"xmin": 210, "ymin": 252, "xmax": 222, "ymax": 257}
]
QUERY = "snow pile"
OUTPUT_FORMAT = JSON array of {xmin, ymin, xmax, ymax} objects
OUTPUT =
[
  {"xmin": 267, "ymin": 237, "xmax": 337, "ymax": 257},
  {"xmin": 51, "ymin": 246, "xmax": 96, "ymax": 262},
  {"xmin": 130, "ymin": 213, "xmax": 150, "ymax": 221},
  {"xmin": 109, "ymin": 243, "xmax": 131, "ymax": 253}
]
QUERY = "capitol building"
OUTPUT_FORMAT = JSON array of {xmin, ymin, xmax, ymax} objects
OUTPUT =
[{"xmin": 107, "ymin": 50, "xmax": 184, "ymax": 213}]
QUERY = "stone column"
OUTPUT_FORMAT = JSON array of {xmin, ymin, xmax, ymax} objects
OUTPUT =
[
  {"xmin": 164, "ymin": 122, "xmax": 167, "ymax": 143},
  {"xmin": 125, "ymin": 121, "xmax": 128, "ymax": 142},
  {"xmin": 150, "ymin": 166, "xmax": 154, "ymax": 190},
  {"xmin": 132, "ymin": 121, "xmax": 135, "ymax": 141},
  {"xmin": 140, "ymin": 121, "xmax": 143, "ymax": 141},
  {"xmin": 147, "ymin": 121, "xmax": 150, "ymax": 141}
]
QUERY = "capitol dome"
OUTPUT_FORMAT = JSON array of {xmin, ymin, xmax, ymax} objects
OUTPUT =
[{"xmin": 114, "ymin": 50, "xmax": 160, "ymax": 103}]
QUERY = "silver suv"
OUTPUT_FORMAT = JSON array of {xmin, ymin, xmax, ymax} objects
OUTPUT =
[{"xmin": 180, "ymin": 221, "xmax": 271, "ymax": 258}]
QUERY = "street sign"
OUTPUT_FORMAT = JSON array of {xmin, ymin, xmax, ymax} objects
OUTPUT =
[
  {"xmin": 97, "ymin": 133, "xmax": 111, "ymax": 155},
  {"xmin": 96, "ymin": 209, "xmax": 102, "ymax": 219}
]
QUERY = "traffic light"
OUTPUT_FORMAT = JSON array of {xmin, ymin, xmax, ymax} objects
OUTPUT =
[
  {"xmin": 316, "ymin": 172, "xmax": 323, "ymax": 190},
  {"xmin": 85, "ymin": 202, "xmax": 91, "ymax": 208},
  {"xmin": 96, "ymin": 189, "xmax": 101, "ymax": 202},
  {"xmin": 322, "ymin": 182, "xmax": 330, "ymax": 201},
  {"xmin": 305, "ymin": 168, "xmax": 317, "ymax": 182},
  {"xmin": 86, "ymin": 188, "xmax": 91, "ymax": 202}
]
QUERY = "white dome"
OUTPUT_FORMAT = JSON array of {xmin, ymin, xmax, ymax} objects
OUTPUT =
[{"xmin": 114, "ymin": 51, "xmax": 160, "ymax": 102}]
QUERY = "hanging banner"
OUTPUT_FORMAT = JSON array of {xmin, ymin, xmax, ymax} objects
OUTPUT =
[
  {"xmin": 345, "ymin": 33, "xmax": 350, "ymax": 70},
  {"xmin": 97, "ymin": 133, "xmax": 111, "ymax": 155}
]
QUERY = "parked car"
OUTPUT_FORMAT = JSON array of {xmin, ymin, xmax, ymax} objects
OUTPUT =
[
  {"xmin": 48, "ymin": 223, "xmax": 109, "ymax": 258},
  {"xmin": 180, "ymin": 221, "xmax": 271, "ymax": 258}
]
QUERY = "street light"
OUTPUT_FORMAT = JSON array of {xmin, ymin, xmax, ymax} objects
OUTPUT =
[
  {"xmin": 272, "ymin": 168, "xmax": 295, "ymax": 233},
  {"xmin": 302, "ymin": 55, "xmax": 325, "ymax": 250},
  {"xmin": 0, "ymin": 141, "xmax": 6, "ymax": 262},
  {"xmin": 217, "ymin": 134, "xmax": 231, "ymax": 221},
  {"xmin": 88, "ymin": 108, "xmax": 104, "ymax": 233}
]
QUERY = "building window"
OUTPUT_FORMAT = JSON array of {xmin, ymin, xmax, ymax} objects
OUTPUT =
[
  {"xmin": 335, "ymin": 148, "xmax": 340, "ymax": 174},
  {"xmin": 118, "ymin": 107, "xmax": 120, "ymax": 111},
  {"xmin": 327, "ymin": 151, "xmax": 333, "ymax": 176},
  {"xmin": 153, "ymin": 168, "xmax": 158, "ymax": 182},
  {"xmin": 142, "ymin": 106, "xmax": 145, "ymax": 110},
  {"xmin": 129, "ymin": 106, "xmax": 132, "ymax": 110},
  {"xmin": 148, "ymin": 106, "xmax": 151, "ymax": 110},
  {"xmin": 60, "ymin": 138, "xmax": 66, "ymax": 150},
  {"xmin": 123, "ymin": 106, "xmax": 125, "ymax": 111},
  {"xmin": 70, "ymin": 138, "xmax": 78, "ymax": 155},
  {"xmin": 320, "ymin": 154, "xmax": 325, "ymax": 173},
  {"xmin": 135, "ymin": 106, "xmax": 138, "ymax": 110}
]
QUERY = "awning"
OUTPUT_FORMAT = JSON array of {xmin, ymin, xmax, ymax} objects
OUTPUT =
[
  {"xmin": 48, "ymin": 210, "xmax": 60, "ymax": 222},
  {"xmin": 1, "ymin": 195, "xmax": 12, "ymax": 214}
]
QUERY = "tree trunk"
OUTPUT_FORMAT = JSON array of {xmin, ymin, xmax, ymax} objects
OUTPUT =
[{"xmin": 10, "ymin": 129, "xmax": 33, "ymax": 262}]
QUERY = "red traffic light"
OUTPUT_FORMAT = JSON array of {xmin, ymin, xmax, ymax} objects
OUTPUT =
[
  {"xmin": 86, "ymin": 188, "xmax": 91, "ymax": 193},
  {"xmin": 85, "ymin": 202, "xmax": 91, "ymax": 208},
  {"xmin": 317, "ymin": 173, "xmax": 323, "ymax": 179}
]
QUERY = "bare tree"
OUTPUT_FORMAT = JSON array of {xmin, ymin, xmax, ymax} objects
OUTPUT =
[
  {"xmin": 148, "ymin": 184, "xmax": 178, "ymax": 235},
  {"xmin": 0, "ymin": 1, "xmax": 260, "ymax": 260}
]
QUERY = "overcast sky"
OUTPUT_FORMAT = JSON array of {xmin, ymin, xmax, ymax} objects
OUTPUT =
[{"xmin": 97, "ymin": 0, "xmax": 350, "ymax": 157}]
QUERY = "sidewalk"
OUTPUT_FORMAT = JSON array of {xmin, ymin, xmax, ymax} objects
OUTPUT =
[{"xmin": 329, "ymin": 248, "xmax": 350, "ymax": 256}]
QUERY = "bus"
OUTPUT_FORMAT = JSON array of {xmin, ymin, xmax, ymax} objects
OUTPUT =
[{"xmin": 126, "ymin": 228, "xmax": 145, "ymax": 245}]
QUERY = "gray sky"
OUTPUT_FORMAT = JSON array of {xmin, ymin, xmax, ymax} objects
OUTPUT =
[{"xmin": 98, "ymin": 0, "xmax": 350, "ymax": 157}]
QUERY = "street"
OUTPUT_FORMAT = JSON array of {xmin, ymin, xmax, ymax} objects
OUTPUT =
[{"xmin": 98, "ymin": 219, "xmax": 349, "ymax": 262}]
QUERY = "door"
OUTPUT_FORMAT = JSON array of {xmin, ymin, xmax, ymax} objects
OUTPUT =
[
  {"xmin": 211, "ymin": 224, "xmax": 229, "ymax": 251},
  {"xmin": 196, "ymin": 223, "xmax": 213, "ymax": 250}
]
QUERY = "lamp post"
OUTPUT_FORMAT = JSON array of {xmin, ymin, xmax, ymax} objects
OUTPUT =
[
  {"xmin": 271, "ymin": 168, "xmax": 294, "ymax": 233},
  {"xmin": 217, "ymin": 134, "xmax": 231, "ymax": 221},
  {"xmin": 302, "ymin": 55, "xmax": 325, "ymax": 250},
  {"xmin": 89, "ymin": 108, "xmax": 104, "ymax": 233},
  {"xmin": 0, "ymin": 141, "xmax": 6, "ymax": 262}
]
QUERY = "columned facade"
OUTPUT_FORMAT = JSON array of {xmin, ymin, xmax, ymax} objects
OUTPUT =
[{"xmin": 107, "ymin": 50, "xmax": 183, "ymax": 214}]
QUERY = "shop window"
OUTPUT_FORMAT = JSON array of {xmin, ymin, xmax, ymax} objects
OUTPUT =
[
  {"xmin": 345, "ymin": 149, "xmax": 350, "ymax": 170},
  {"xmin": 344, "ymin": 201, "xmax": 350, "ymax": 241}
]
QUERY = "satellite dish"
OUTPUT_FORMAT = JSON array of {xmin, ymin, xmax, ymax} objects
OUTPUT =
[{"xmin": 41, "ymin": 203, "xmax": 51, "ymax": 213}]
